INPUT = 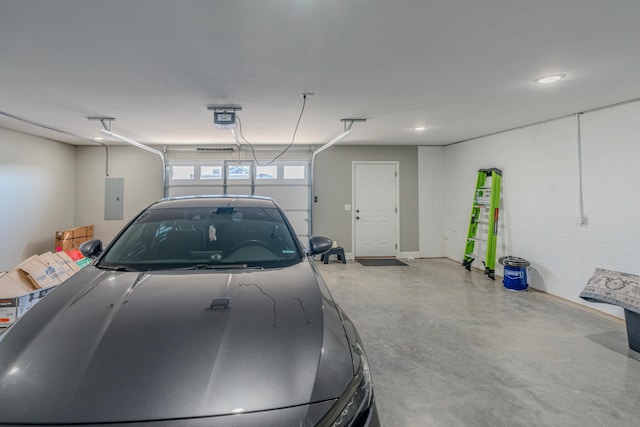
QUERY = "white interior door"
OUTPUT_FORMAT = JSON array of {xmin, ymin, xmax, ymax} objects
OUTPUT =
[{"xmin": 354, "ymin": 162, "xmax": 398, "ymax": 257}]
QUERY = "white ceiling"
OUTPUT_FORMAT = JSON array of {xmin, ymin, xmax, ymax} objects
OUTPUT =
[{"xmin": 2, "ymin": 0, "xmax": 640, "ymax": 147}]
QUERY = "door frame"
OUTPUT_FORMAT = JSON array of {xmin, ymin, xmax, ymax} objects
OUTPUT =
[{"xmin": 351, "ymin": 161, "xmax": 400, "ymax": 258}]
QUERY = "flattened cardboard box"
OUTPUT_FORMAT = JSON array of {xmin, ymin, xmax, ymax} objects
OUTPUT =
[
  {"xmin": 38, "ymin": 251, "xmax": 81, "ymax": 275},
  {"xmin": 18, "ymin": 253, "xmax": 70, "ymax": 289},
  {"xmin": 0, "ymin": 270, "xmax": 36, "ymax": 295}
]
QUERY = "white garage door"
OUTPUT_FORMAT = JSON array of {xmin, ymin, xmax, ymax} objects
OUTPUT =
[{"xmin": 166, "ymin": 159, "xmax": 311, "ymax": 241}]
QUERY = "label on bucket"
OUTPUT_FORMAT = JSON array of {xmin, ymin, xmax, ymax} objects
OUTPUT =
[{"xmin": 504, "ymin": 269, "xmax": 524, "ymax": 279}]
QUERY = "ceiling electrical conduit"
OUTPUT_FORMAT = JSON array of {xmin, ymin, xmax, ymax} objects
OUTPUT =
[
  {"xmin": 100, "ymin": 129, "xmax": 165, "ymax": 163},
  {"xmin": 310, "ymin": 129, "xmax": 352, "ymax": 193},
  {"xmin": 576, "ymin": 113, "xmax": 586, "ymax": 226},
  {"xmin": 309, "ymin": 128, "xmax": 353, "ymax": 236},
  {"xmin": 311, "ymin": 130, "xmax": 351, "ymax": 161},
  {"xmin": 308, "ymin": 118, "xmax": 366, "ymax": 234},
  {"xmin": 100, "ymin": 129, "xmax": 168, "ymax": 196}
]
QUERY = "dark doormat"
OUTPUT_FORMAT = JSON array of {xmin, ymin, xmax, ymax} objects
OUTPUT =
[{"xmin": 357, "ymin": 258, "xmax": 408, "ymax": 267}]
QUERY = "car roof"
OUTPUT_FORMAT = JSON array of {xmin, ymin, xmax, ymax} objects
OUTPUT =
[{"xmin": 149, "ymin": 195, "xmax": 278, "ymax": 210}]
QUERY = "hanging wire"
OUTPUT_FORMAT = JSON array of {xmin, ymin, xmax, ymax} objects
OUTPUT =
[{"xmin": 236, "ymin": 93, "xmax": 308, "ymax": 166}]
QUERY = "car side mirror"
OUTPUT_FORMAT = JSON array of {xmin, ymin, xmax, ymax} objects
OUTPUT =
[
  {"xmin": 308, "ymin": 236, "xmax": 333, "ymax": 255},
  {"xmin": 79, "ymin": 239, "xmax": 103, "ymax": 259}
]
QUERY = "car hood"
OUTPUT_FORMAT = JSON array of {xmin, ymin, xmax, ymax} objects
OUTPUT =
[{"xmin": 0, "ymin": 262, "xmax": 354, "ymax": 425}]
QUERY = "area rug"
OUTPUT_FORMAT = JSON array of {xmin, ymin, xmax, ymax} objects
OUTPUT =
[
  {"xmin": 580, "ymin": 268, "xmax": 640, "ymax": 313},
  {"xmin": 357, "ymin": 258, "xmax": 408, "ymax": 267}
]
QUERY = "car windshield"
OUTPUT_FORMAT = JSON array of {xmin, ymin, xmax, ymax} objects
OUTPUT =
[{"xmin": 98, "ymin": 204, "xmax": 303, "ymax": 271}]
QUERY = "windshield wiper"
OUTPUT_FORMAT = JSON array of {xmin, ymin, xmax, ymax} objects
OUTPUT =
[
  {"xmin": 180, "ymin": 263, "xmax": 264, "ymax": 271},
  {"xmin": 97, "ymin": 264, "xmax": 137, "ymax": 272}
]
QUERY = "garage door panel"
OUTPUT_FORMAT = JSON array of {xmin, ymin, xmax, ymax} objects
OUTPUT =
[
  {"xmin": 167, "ymin": 160, "xmax": 311, "ymax": 241},
  {"xmin": 282, "ymin": 210, "xmax": 309, "ymax": 238},
  {"xmin": 168, "ymin": 186, "xmax": 224, "ymax": 197},
  {"xmin": 226, "ymin": 185, "xmax": 252, "ymax": 196},
  {"xmin": 254, "ymin": 186, "xmax": 309, "ymax": 210}
]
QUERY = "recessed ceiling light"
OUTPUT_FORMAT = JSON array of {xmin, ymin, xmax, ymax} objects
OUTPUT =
[
  {"xmin": 93, "ymin": 136, "xmax": 104, "ymax": 141},
  {"xmin": 534, "ymin": 74, "xmax": 566, "ymax": 84},
  {"xmin": 413, "ymin": 126, "xmax": 427, "ymax": 131}
]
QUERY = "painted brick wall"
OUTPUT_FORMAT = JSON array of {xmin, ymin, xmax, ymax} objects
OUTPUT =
[{"xmin": 438, "ymin": 101, "xmax": 640, "ymax": 318}]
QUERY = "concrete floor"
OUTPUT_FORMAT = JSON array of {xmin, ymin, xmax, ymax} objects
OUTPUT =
[{"xmin": 318, "ymin": 258, "xmax": 640, "ymax": 427}]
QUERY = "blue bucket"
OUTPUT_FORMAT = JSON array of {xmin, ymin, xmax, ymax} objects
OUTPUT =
[{"xmin": 503, "ymin": 264, "xmax": 528, "ymax": 290}]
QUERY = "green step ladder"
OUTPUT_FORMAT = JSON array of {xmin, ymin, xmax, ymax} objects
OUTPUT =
[{"xmin": 462, "ymin": 168, "xmax": 502, "ymax": 279}]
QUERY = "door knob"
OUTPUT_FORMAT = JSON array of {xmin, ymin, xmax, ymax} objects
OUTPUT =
[{"xmin": 356, "ymin": 216, "xmax": 360, "ymax": 220}]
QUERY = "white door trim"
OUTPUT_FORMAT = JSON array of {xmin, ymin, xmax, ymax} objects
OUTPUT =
[{"xmin": 351, "ymin": 161, "xmax": 400, "ymax": 258}]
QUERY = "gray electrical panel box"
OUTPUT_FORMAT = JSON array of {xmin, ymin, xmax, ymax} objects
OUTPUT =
[{"xmin": 105, "ymin": 178, "xmax": 124, "ymax": 220}]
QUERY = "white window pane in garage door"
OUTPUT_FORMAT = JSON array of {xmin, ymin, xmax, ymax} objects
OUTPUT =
[
  {"xmin": 256, "ymin": 165, "xmax": 278, "ymax": 179},
  {"xmin": 201, "ymin": 165, "xmax": 223, "ymax": 180},
  {"xmin": 172, "ymin": 165, "xmax": 195, "ymax": 180},
  {"xmin": 283, "ymin": 165, "xmax": 306, "ymax": 180},
  {"xmin": 227, "ymin": 163, "xmax": 251, "ymax": 180}
]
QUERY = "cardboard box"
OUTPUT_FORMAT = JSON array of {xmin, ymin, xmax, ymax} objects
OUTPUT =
[
  {"xmin": 73, "ymin": 225, "xmax": 94, "ymax": 239},
  {"xmin": 0, "ymin": 285, "xmax": 57, "ymax": 328},
  {"xmin": 40, "ymin": 251, "xmax": 80, "ymax": 275},
  {"xmin": 0, "ymin": 293, "xmax": 33, "ymax": 327},
  {"xmin": 19, "ymin": 257, "xmax": 64, "ymax": 289},
  {"xmin": 55, "ymin": 224, "xmax": 94, "ymax": 252},
  {"xmin": 56, "ymin": 229, "xmax": 74, "ymax": 241},
  {"xmin": 0, "ymin": 251, "xmax": 86, "ymax": 328},
  {"xmin": 0, "ymin": 270, "xmax": 36, "ymax": 296}
]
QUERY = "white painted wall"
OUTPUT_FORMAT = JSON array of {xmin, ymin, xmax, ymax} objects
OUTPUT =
[
  {"xmin": 418, "ymin": 146, "xmax": 445, "ymax": 257},
  {"xmin": 0, "ymin": 128, "xmax": 75, "ymax": 270},
  {"xmin": 75, "ymin": 146, "xmax": 164, "ymax": 246},
  {"xmin": 435, "ymin": 101, "xmax": 640, "ymax": 318}
]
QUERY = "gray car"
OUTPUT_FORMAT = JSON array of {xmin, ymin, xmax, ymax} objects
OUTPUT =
[{"xmin": 0, "ymin": 196, "xmax": 379, "ymax": 426}]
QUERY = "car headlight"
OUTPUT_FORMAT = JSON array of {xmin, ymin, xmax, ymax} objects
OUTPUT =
[{"xmin": 318, "ymin": 343, "xmax": 374, "ymax": 427}]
